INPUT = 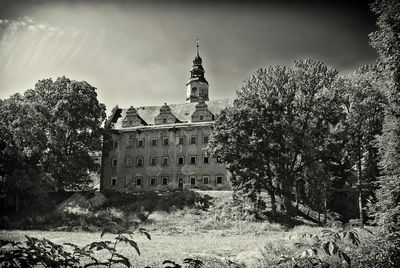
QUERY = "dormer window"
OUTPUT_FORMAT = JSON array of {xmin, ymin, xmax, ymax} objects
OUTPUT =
[
  {"xmin": 200, "ymin": 115, "xmax": 204, "ymax": 121},
  {"xmin": 163, "ymin": 118, "xmax": 167, "ymax": 123}
]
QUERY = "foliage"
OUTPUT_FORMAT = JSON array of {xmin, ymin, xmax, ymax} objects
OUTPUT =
[
  {"xmin": 209, "ymin": 59, "xmax": 341, "ymax": 217},
  {"xmin": 278, "ymin": 227, "xmax": 367, "ymax": 267},
  {"xmin": 0, "ymin": 76, "xmax": 106, "ymax": 211},
  {"xmin": 369, "ymin": 0, "xmax": 400, "ymax": 265}
]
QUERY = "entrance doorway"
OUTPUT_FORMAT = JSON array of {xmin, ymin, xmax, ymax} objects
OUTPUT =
[{"xmin": 178, "ymin": 177, "xmax": 184, "ymax": 190}]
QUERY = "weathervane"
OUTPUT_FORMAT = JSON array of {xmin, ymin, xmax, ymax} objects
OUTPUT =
[{"xmin": 196, "ymin": 38, "xmax": 199, "ymax": 56}]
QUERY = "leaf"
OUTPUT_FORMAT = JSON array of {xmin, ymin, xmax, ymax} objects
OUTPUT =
[{"xmin": 139, "ymin": 228, "xmax": 151, "ymax": 240}]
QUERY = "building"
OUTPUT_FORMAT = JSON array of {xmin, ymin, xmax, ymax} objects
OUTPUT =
[{"xmin": 100, "ymin": 43, "xmax": 233, "ymax": 192}]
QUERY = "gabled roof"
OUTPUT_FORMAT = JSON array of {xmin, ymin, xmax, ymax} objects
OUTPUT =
[{"xmin": 111, "ymin": 99, "xmax": 233, "ymax": 130}]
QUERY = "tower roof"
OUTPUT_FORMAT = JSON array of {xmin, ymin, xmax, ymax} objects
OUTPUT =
[{"xmin": 189, "ymin": 39, "xmax": 207, "ymax": 83}]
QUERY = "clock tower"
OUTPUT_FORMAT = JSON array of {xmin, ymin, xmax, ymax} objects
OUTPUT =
[{"xmin": 186, "ymin": 40, "xmax": 209, "ymax": 103}]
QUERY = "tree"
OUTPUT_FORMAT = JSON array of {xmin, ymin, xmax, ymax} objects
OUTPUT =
[
  {"xmin": 25, "ymin": 77, "xmax": 107, "ymax": 190},
  {"xmin": 0, "ymin": 96, "xmax": 51, "ymax": 211},
  {"xmin": 370, "ymin": 0, "xmax": 400, "ymax": 234},
  {"xmin": 341, "ymin": 67, "xmax": 386, "ymax": 225},
  {"xmin": 209, "ymin": 59, "xmax": 341, "ymax": 217},
  {"xmin": 369, "ymin": 0, "xmax": 400, "ymax": 265},
  {"xmin": 0, "ymin": 77, "xmax": 106, "ymax": 204}
]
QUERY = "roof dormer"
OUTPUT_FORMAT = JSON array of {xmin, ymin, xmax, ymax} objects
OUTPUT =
[{"xmin": 154, "ymin": 103, "xmax": 181, "ymax": 125}]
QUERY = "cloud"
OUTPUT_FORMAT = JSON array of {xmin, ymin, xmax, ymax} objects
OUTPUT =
[{"xmin": 0, "ymin": 16, "xmax": 63, "ymax": 34}]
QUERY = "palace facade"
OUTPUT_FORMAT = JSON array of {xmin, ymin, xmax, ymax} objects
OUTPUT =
[{"xmin": 100, "ymin": 45, "xmax": 232, "ymax": 191}]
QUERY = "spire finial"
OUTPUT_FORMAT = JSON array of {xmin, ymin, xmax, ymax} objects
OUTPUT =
[{"xmin": 196, "ymin": 38, "xmax": 199, "ymax": 56}]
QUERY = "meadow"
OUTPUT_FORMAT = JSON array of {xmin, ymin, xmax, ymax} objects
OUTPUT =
[{"xmin": 0, "ymin": 190, "xmax": 377, "ymax": 267}]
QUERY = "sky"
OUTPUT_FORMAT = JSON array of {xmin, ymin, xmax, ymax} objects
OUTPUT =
[{"xmin": 0, "ymin": 0, "xmax": 377, "ymax": 112}]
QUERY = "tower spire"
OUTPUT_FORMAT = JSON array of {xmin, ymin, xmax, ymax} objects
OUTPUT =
[
  {"xmin": 186, "ymin": 39, "xmax": 209, "ymax": 103},
  {"xmin": 196, "ymin": 38, "xmax": 199, "ymax": 56}
]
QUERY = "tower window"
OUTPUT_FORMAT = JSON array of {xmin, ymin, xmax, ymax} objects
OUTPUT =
[{"xmin": 191, "ymin": 87, "xmax": 197, "ymax": 95}]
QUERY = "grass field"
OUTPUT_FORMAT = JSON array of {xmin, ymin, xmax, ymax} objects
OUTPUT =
[
  {"xmin": 0, "ymin": 190, "xmax": 372, "ymax": 267},
  {"xmin": 0, "ymin": 226, "xmax": 330, "ymax": 267}
]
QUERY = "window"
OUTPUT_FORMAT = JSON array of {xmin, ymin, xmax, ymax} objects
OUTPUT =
[
  {"xmin": 150, "ymin": 177, "xmax": 157, "ymax": 186},
  {"xmin": 137, "ymin": 138, "xmax": 144, "ymax": 147},
  {"xmin": 111, "ymin": 177, "xmax": 117, "ymax": 186},
  {"xmin": 112, "ymin": 159, "xmax": 118, "ymax": 167},
  {"xmin": 150, "ymin": 157, "xmax": 157, "ymax": 166},
  {"xmin": 163, "ymin": 137, "xmax": 169, "ymax": 146},
  {"xmin": 216, "ymin": 176, "xmax": 223, "ymax": 184},
  {"xmin": 190, "ymin": 176, "xmax": 196, "ymax": 185},
  {"xmin": 203, "ymin": 176, "xmax": 209, "ymax": 184},
  {"xmin": 163, "ymin": 118, "xmax": 167, "ymax": 123},
  {"xmin": 203, "ymin": 156, "xmax": 209, "ymax": 164},
  {"xmin": 125, "ymin": 176, "xmax": 133, "ymax": 186},
  {"xmin": 127, "ymin": 139, "xmax": 134, "ymax": 147},
  {"xmin": 126, "ymin": 157, "xmax": 133, "ymax": 167},
  {"xmin": 203, "ymin": 136, "xmax": 209, "ymax": 144},
  {"xmin": 162, "ymin": 177, "xmax": 168, "ymax": 185},
  {"xmin": 178, "ymin": 137, "xmax": 184, "ymax": 145},
  {"xmin": 200, "ymin": 115, "xmax": 204, "ymax": 121},
  {"xmin": 190, "ymin": 156, "xmax": 197, "ymax": 164},
  {"xmin": 151, "ymin": 138, "xmax": 158, "ymax": 146},
  {"xmin": 162, "ymin": 156, "xmax": 169, "ymax": 166},
  {"xmin": 136, "ymin": 177, "xmax": 142, "ymax": 186},
  {"xmin": 113, "ymin": 141, "xmax": 119, "ymax": 149},
  {"xmin": 178, "ymin": 156, "xmax": 184, "ymax": 165},
  {"xmin": 137, "ymin": 157, "xmax": 144, "ymax": 167},
  {"xmin": 216, "ymin": 156, "xmax": 222, "ymax": 163},
  {"xmin": 190, "ymin": 136, "xmax": 196, "ymax": 145}
]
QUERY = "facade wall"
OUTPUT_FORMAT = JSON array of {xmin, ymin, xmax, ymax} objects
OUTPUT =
[{"xmin": 101, "ymin": 124, "xmax": 229, "ymax": 192}]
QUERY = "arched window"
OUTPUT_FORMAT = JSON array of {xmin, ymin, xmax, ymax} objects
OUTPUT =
[{"xmin": 191, "ymin": 87, "xmax": 197, "ymax": 95}]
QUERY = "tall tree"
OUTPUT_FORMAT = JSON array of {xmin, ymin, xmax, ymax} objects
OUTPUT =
[
  {"xmin": 0, "ymin": 77, "xmax": 106, "ymax": 194},
  {"xmin": 341, "ymin": 67, "xmax": 386, "ymax": 225},
  {"xmin": 370, "ymin": 3, "xmax": 400, "ymax": 262},
  {"xmin": 209, "ymin": 59, "xmax": 341, "ymax": 217}
]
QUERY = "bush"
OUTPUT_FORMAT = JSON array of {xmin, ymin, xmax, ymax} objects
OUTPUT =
[{"xmin": 350, "ymin": 233, "xmax": 399, "ymax": 268}]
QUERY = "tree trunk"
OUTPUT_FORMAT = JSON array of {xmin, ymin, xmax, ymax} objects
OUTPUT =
[
  {"xmin": 323, "ymin": 197, "xmax": 327, "ymax": 224},
  {"xmin": 268, "ymin": 189, "xmax": 277, "ymax": 215},
  {"xmin": 283, "ymin": 194, "xmax": 296, "ymax": 217},
  {"xmin": 295, "ymin": 183, "xmax": 299, "ymax": 211},
  {"xmin": 357, "ymin": 150, "xmax": 364, "ymax": 226}
]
